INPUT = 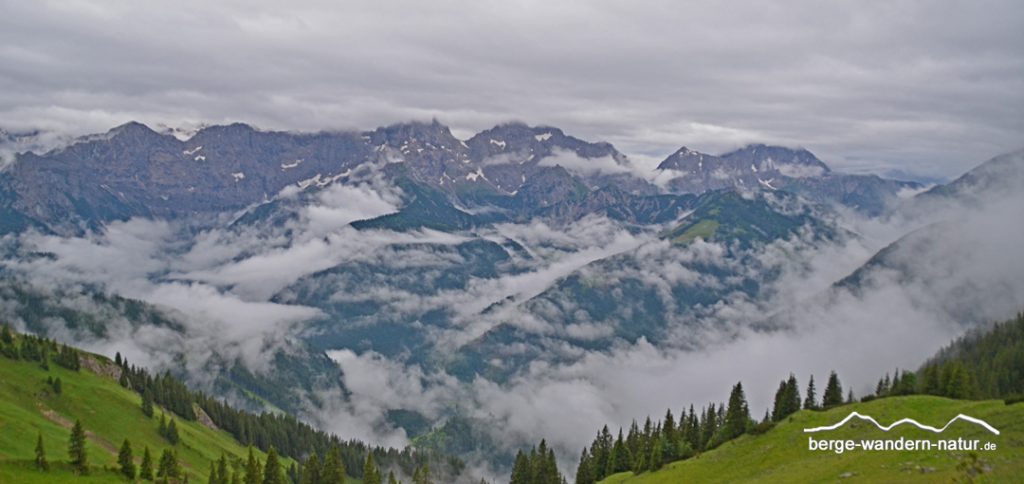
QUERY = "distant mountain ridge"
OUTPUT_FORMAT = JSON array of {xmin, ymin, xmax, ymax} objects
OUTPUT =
[
  {"xmin": 0, "ymin": 120, "xmax": 922, "ymax": 236},
  {"xmin": 657, "ymin": 143, "xmax": 919, "ymax": 215}
]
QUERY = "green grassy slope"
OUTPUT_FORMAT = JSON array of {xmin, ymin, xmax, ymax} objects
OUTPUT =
[
  {"xmin": 0, "ymin": 351, "xmax": 296, "ymax": 483},
  {"xmin": 600, "ymin": 396, "xmax": 1023, "ymax": 483}
]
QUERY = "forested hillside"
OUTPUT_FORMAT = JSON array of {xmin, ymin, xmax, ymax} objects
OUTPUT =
[
  {"xmin": 531, "ymin": 312, "xmax": 1024, "ymax": 484},
  {"xmin": 0, "ymin": 325, "xmax": 459, "ymax": 483},
  {"xmin": 917, "ymin": 312, "xmax": 1024, "ymax": 399}
]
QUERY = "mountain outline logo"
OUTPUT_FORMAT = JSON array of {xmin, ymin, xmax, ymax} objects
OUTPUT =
[{"xmin": 803, "ymin": 411, "xmax": 1000, "ymax": 435}]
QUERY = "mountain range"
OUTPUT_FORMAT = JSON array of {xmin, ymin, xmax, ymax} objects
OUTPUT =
[
  {"xmin": 0, "ymin": 119, "xmax": 1020, "ymax": 477},
  {"xmin": 0, "ymin": 120, "xmax": 919, "ymax": 237}
]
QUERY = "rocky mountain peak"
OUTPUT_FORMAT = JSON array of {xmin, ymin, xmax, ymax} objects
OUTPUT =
[{"xmin": 721, "ymin": 144, "xmax": 831, "ymax": 177}]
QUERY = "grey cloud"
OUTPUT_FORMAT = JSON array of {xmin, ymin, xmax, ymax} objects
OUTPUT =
[{"xmin": 2, "ymin": 1, "xmax": 1022, "ymax": 177}]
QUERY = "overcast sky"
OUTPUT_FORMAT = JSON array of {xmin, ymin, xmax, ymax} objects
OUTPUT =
[{"xmin": 1, "ymin": 0, "xmax": 1021, "ymax": 179}]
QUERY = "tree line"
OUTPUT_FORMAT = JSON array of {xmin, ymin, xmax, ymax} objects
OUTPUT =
[
  {"xmin": 570, "ymin": 372, "xmax": 850, "ymax": 484},
  {"xmin": 866, "ymin": 312, "xmax": 1024, "ymax": 403},
  {"xmin": 35, "ymin": 418, "xmax": 188, "ymax": 482},
  {"xmin": 1, "ymin": 323, "xmax": 464, "ymax": 482}
]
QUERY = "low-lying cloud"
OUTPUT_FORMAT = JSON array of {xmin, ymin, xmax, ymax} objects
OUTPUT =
[{"xmin": 2, "ymin": 155, "xmax": 1022, "ymax": 482}]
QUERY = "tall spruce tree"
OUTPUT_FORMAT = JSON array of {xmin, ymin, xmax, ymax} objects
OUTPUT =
[
  {"xmin": 262, "ymin": 446, "xmax": 284, "ymax": 484},
  {"xmin": 609, "ymin": 429, "xmax": 629, "ymax": 474},
  {"xmin": 363, "ymin": 453, "xmax": 382, "ymax": 484},
  {"xmin": 35, "ymin": 432, "xmax": 49, "ymax": 471},
  {"xmin": 510, "ymin": 450, "xmax": 530, "ymax": 484},
  {"xmin": 321, "ymin": 445, "xmax": 346, "ymax": 484},
  {"xmin": 165, "ymin": 418, "xmax": 180, "ymax": 444},
  {"xmin": 647, "ymin": 435, "xmax": 663, "ymax": 472},
  {"xmin": 724, "ymin": 382, "xmax": 750, "ymax": 440},
  {"xmin": 68, "ymin": 419, "xmax": 88, "ymax": 475},
  {"xmin": 218, "ymin": 454, "xmax": 230, "ymax": 484},
  {"xmin": 804, "ymin": 375, "xmax": 818, "ymax": 410},
  {"xmin": 592, "ymin": 426, "xmax": 612, "ymax": 481},
  {"xmin": 141, "ymin": 389, "xmax": 154, "ymax": 417},
  {"xmin": 822, "ymin": 371, "xmax": 844, "ymax": 408},
  {"xmin": 301, "ymin": 453, "xmax": 321, "ymax": 484},
  {"xmin": 574, "ymin": 447, "xmax": 593, "ymax": 484},
  {"xmin": 157, "ymin": 448, "xmax": 180, "ymax": 480},
  {"xmin": 139, "ymin": 446, "xmax": 154, "ymax": 480},
  {"xmin": 413, "ymin": 463, "xmax": 432, "ymax": 484},
  {"xmin": 244, "ymin": 447, "xmax": 263, "ymax": 484},
  {"xmin": 118, "ymin": 439, "xmax": 136, "ymax": 480}
]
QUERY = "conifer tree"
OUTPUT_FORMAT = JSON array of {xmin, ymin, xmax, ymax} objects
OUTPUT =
[
  {"xmin": 510, "ymin": 450, "xmax": 530, "ymax": 484},
  {"xmin": 142, "ymin": 389, "xmax": 154, "ymax": 417},
  {"xmin": 771, "ymin": 380, "xmax": 788, "ymax": 421},
  {"xmin": 140, "ymin": 446, "xmax": 154, "ymax": 481},
  {"xmin": 166, "ymin": 418, "xmax": 180, "ymax": 445},
  {"xmin": 644, "ymin": 435, "xmax": 658, "ymax": 472},
  {"xmin": 574, "ymin": 447, "xmax": 593, "ymax": 484},
  {"xmin": 35, "ymin": 432, "xmax": 49, "ymax": 471},
  {"xmin": 921, "ymin": 364, "xmax": 941, "ymax": 395},
  {"xmin": 662, "ymin": 409, "xmax": 677, "ymax": 460},
  {"xmin": 804, "ymin": 375, "xmax": 817, "ymax": 410},
  {"xmin": 118, "ymin": 439, "xmax": 136, "ymax": 480},
  {"xmin": 262, "ymin": 446, "xmax": 284, "ymax": 484},
  {"xmin": 301, "ymin": 453, "xmax": 321, "ymax": 484},
  {"xmin": 321, "ymin": 445, "xmax": 346, "ymax": 484},
  {"xmin": 544, "ymin": 445, "xmax": 560, "ymax": 484},
  {"xmin": 68, "ymin": 419, "xmax": 88, "ymax": 474},
  {"xmin": 218, "ymin": 454, "xmax": 230, "ymax": 484},
  {"xmin": 157, "ymin": 448, "xmax": 180, "ymax": 480},
  {"xmin": 822, "ymin": 371, "xmax": 844, "ymax": 408},
  {"xmin": 244, "ymin": 447, "xmax": 263, "ymax": 484},
  {"xmin": 363, "ymin": 453, "xmax": 381, "ymax": 484},
  {"xmin": 53, "ymin": 377, "xmax": 62, "ymax": 395},
  {"xmin": 724, "ymin": 382, "xmax": 750, "ymax": 440},
  {"xmin": 608, "ymin": 429, "xmax": 629, "ymax": 475},
  {"xmin": 592, "ymin": 426, "xmax": 612, "ymax": 481},
  {"xmin": 413, "ymin": 463, "xmax": 432, "ymax": 484},
  {"xmin": 685, "ymin": 405, "xmax": 699, "ymax": 451},
  {"xmin": 905, "ymin": 368, "xmax": 921, "ymax": 394},
  {"xmin": 388, "ymin": 471, "xmax": 398, "ymax": 484}
]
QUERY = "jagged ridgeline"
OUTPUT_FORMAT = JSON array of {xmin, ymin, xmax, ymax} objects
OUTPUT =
[
  {"xmin": 0, "ymin": 324, "xmax": 464, "ymax": 483},
  {"xmin": 0, "ymin": 120, "xmax": 921, "ymax": 237}
]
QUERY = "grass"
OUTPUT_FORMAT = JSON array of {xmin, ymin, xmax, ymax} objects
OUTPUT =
[
  {"xmin": 599, "ymin": 395, "xmax": 1024, "ymax": 483},
  {"xmin": 671, "ymin": 220, "xmax": 719, "ymax": 245},
  {"xmin": 0, "ymin": 351, "xmax": 294, "ymax": 483}
]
